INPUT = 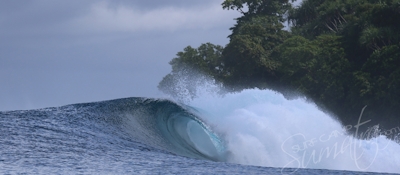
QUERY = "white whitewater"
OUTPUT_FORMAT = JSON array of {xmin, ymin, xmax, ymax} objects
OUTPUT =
[{"xmin": 188, "ymin": 88, "xmax": 400, "ymax": 174}]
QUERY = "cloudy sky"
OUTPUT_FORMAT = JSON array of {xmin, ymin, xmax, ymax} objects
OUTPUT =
[{"xmin": 0, "ymin": 0, "xmax": 240, "ymax": 111}]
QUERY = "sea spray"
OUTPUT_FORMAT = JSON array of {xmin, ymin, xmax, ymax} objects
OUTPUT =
[
  {"xmin": 1, "ymin": 89, "xmax": 400, "ymax": 174},
  {"xmin": 187, "ymin": 88, "xmax": 400, "ymax": 173}
]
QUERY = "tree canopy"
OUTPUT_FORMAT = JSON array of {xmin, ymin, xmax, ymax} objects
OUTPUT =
[{"xmin": 159, "ymin": 0, "xmax": 400, "ymax": 136}]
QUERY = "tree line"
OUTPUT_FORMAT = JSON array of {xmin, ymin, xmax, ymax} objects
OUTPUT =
[{"xmin": 159, "ymin": 0, "xmax": 400, "ymax": 135}]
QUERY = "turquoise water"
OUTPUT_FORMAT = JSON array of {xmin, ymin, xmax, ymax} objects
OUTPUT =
[{"xmin": 0, "ymin": 89, "xmax": 399, "ymax": 174}]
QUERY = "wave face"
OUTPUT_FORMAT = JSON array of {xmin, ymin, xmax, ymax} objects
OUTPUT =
[
  {"xmin": 1, "ymin": 89, "xmax": 400, "ymax": 174},
  {"xmin": 0, "ymin": 97, "xmax": 229, "ymax": 174},
  {"xmin": 71, "ymin": 98, "xmax": 226, "ymax": 161}
]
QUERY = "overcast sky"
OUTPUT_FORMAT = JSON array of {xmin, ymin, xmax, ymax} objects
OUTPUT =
[{"xmin": 0, "ymin": 0, "xmax": 240, "ymax": 111}]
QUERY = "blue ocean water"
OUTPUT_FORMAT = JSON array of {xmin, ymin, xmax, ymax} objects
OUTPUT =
[{"xmin": 1, "ymin": 89, "xmax": 399, "ymax": 174}]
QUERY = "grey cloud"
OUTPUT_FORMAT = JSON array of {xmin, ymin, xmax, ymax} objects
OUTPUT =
[
  {"xmin": 100, "ymin": 0, "xmax": 219, "ymax": 9},
  {"xmin": 0, "ymin": 1, "xmax": 238, "ymax": 111}
]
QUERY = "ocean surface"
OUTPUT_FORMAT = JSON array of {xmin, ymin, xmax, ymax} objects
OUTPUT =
[{"xmin": 1, "ymin": 89, "xmax": 399, "ymax": 174}]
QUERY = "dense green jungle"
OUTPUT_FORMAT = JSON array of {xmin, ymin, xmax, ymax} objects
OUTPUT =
[{"xmin": 159, "ymin": 0, "xmax": 400, "ymax": 137}]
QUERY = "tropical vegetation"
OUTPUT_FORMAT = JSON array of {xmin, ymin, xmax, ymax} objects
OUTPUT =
[{"xmin": 159, "ymin": 0, "xmax": 400, "ymax": 136}]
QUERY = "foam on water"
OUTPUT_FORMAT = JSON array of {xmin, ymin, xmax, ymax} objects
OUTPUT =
[
  {"xmin": 1, "ymin": 86, "xmax": 399, "ymax": 174},
  {"xmin": 187, "ymin": 88, "xmax": 400, "ymax": 173}
]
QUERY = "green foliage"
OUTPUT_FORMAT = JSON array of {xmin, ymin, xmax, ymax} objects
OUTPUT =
[
  {"xmin": 159, "ymin": 0, "xmax": 400, "ymax": 134},
  {"xmin": 168, "ymin": 43, "xmax": 224, "ymax": 77},
  {"xmin": 223, "ymin": 0, "xmax": 292, "ymax": 39},
  {"xmin": 158, "ymin": 43, "xmax": 224, "ymax": 100},
  {"xmin": 345, "ymin": 44, "xmax": 400, "ymax": 130},
  {"xmin": 219, "ymin": 0, "xmax": 292, "ymax": 89},
  {"xmin": 359, "ymin": 45, "xmax": 400, "ymax": 110},
  {"xmin": 221, "ymin": 15, "xmax": 289, "ymax": 88},
  {"xmin": 285, "ymin": 0, "xmax": 400, "ymax": 132},
  {"xmin": 274, "ymin": 35, "xmax": 350, "ymax": 109},
  {"xmin": 222, "ymin": 0, "xmax": 291, "ymax": 17}
]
